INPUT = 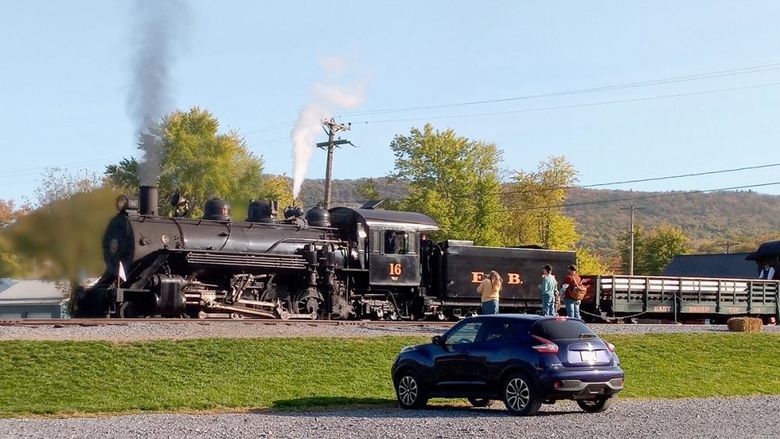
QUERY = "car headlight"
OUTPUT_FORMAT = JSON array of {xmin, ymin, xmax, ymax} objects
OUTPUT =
[{"xmin": 400, "ymin": 345, "xmax": 415, "ymax": 354}]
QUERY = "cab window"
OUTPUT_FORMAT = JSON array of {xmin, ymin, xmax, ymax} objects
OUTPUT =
[
  {"xmin": 371, "ymin": 231, "xmax": 382, "ymax": 253},
  {"xmin": 384, "ymin": 230, "xmax": 408, "ymax": 254},
  {"xmin": 445, "ymin": 321, "xmax": 482, "ymax": 345}
]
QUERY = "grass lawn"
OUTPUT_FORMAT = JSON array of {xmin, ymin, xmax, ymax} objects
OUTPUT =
[{"xmin": 0, "ymin": 333, "xmax": 778, "ymax": 416}]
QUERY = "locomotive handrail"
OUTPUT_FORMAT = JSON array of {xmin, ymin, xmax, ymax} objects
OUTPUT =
[{"xmin": 263, "ymin": 237, "xmax": 343, "ymax": 253}]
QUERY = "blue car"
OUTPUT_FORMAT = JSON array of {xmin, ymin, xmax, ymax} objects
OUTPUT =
[{"xmin": 391, "ymin": 314, "xmax": 624, "ymax": 415}]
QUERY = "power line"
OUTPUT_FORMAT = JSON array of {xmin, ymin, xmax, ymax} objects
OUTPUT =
[
  {"xmin": 332, "ymin": 180, "xmax": 780, "ymax": 212},
  {"xmin": 344, "ymin": 81, "xmax": 780, "ymax": 125},
  {"xmin": 492, "ymin": 161, "xmax": 780, "ymax": 199},
  {"xmin": 332, "ymin": 161, "xmax": 780, "ymax": 203},
  {"xmin": 495, "ymin": 181, "xmax": 780, "ymax": 213},
  {"xmin": 239, "ymin": 61, "xmax": 780, "ymax": 139},
  {"xmin": 0, "ymin": 156, "xmax": 123, "ymax": 181},
  {"xmin": 242, "ymin": 120, "xmax": 297, "ymax": 137},
  {"xmin": 338, "ymin": 61, "xmax": 780, "ymax": 117}
]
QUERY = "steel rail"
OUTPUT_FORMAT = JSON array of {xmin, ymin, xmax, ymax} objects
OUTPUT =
[{"xmin": 0, "ymin": 318, "xmax": 455, "ymax": 327}]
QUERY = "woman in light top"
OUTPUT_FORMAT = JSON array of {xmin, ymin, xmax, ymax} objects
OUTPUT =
[{"xmin": 477, "ymin": 270, "xmax": 502, "ymax": 315}]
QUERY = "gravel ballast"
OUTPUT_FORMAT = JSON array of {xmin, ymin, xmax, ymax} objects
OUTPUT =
[
  {"xmin": 0, "ymin": 321, "xmax": 777, "ymax": 341},
  {"xmin": 1, "ymin": 396, "xmax": 778, "ymax": 438}
]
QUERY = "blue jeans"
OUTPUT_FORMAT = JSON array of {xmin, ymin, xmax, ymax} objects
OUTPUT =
[
  {"xmin": 541, "ymin": 294, "xmax": 556, "ymax": 316},
  {"xmin": 481, "ymin": 299, "xmax": 499, "ymax": 315},
  {"xmin": 565, "ymin": 297, "xmax": 581, "ymax": 319}
]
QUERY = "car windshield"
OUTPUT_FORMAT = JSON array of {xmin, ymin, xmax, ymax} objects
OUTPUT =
[{"xmin": 530, "ymin": 319, "xmax": 596, "ymax": 340}]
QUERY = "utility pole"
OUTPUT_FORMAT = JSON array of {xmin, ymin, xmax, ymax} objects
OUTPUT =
[
  {"xmin": 621, "ymin": 204, "xmax": 645, "ymax": 275},
  {"xmin": 716, "ymin": 241, "xmax": 740, "ymax": 254},
  {"xmin": 316, "ymin": 118, "xmax": 352, "ymax": 209}
]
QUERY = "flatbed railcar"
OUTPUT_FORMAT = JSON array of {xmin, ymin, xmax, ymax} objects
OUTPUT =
[{"xmin": 580, "ymin": 275, "xmax": 780, "ymax": 323}]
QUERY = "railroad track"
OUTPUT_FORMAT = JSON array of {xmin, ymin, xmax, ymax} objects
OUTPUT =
[{"xmin": 0, "ymin": 318, "xmax": 455, "ymax": 327}]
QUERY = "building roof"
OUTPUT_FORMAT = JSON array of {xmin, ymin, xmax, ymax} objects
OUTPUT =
[
  {"xmin": 0, "ymin": 280, "xmax": 65, "ymax": 305},
  {"xmin": 662, "ymin": 253, "xmax": 758, "ymax": 279}
]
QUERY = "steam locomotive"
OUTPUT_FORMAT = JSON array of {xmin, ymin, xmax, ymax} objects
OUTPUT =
[{"xmin": 74, "ymin": 185, "xmax": 576, "ymax": 320}]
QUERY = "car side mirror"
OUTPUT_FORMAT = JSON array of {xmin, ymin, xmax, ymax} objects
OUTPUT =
[{"xmin": 432, "ymin": 335, "xmax": 444, "ymax": 345}]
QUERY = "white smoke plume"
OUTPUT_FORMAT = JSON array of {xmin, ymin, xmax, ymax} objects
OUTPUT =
[
  {"xmin": 290, "ymin": 57, "xmax": 366, "ymax": 199},
  {"xmin": 127, "ymin": 0, "xmax": 189, "ymax": 185}
]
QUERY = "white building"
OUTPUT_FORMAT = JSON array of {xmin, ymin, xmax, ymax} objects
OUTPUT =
[{"xmin": 0, "ymin": 279, "xmax": 66, "ymax": 319}]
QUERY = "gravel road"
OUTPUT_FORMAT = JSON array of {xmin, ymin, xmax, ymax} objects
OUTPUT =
[
  {"xmin": 0, "ymin": 321, "xmax": 777, "ymax": 341},
  {"xmin": 2, "ymin": 396, "xmax": 778, "ymax": 438}
]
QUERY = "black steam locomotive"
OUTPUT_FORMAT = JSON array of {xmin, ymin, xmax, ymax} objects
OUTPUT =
[{"xmin": 74, "ymin": 186, "xmax": 575, "ymax": 320}]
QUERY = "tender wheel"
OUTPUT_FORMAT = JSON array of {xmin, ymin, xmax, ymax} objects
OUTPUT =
[
  {"xmin": 395, "ymin": 371, "xmax": 427, "ymax": 409},
  {"xmin": 467, "ymin": 397, "xmax": 491, "ymax": 407},
  {"xmin": 502, "ymin": 373, "xmax": 542, "ymax": 416},
  {"xmin": 577, "ymin": 396, "xmax": 615, "ymax": 413}
]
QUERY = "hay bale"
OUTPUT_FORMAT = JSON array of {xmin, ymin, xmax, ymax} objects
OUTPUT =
[{"xmin": 727, "ymin": 317, "xmax": 763, "ymax": 333}]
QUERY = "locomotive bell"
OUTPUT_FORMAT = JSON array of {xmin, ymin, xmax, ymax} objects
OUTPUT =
[
  {"xmin": 203, "ymin": 198, "xmax": 231, "ymax": 221},
  {"xmin": 305, "ymin": 206, "xmax": 331, "ymax": 227}
]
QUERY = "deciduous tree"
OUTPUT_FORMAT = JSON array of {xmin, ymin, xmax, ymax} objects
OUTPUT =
[
  {"xmin": 389, "ymin": 124, "xmax": 506, "ymax": 245},
  {"xmin": 620, "ymin": 223, "xmax": 689, "ymax": 275},
  {"xmin": 503, "ymin": 156, "xmax": 579, "ymax": 250},
  {"xmin": 106, "ymin": 107, "xmax": 266, "ymax": 217},
  {"xmin": 0, "ymin": 199, "xmax": 25, "ymax": 277},
  {"xmin": 576, "ymin": 248, "xmax": 610, "ymax": 275}
]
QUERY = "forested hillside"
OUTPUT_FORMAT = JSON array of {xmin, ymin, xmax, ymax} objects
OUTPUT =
[
  {"xmin": 299, "ymin": 179, "xmax": 780, "ymax": 254},
  {"xmin": 566, "ymin": 188, "xmax": 780, "ymax": 252}
]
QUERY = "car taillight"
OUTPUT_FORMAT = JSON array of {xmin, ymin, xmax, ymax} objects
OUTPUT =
[
  {"xmin": 604, "ymin": 340, "xmax": 616, "ymax": 352},
  {"xmin": 531, "ymin": 335, "xmax": 559, "ymax": 353}
]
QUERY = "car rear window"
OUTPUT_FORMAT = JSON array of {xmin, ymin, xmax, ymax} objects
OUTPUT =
[{"xmin": 530, "ymin": 319, "xmax": 595, "ymax": 340}]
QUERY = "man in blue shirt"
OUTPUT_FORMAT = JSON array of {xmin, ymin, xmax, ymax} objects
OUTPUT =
[{"xmin": 539, "ymin": 264, "xmax": 558, "ymax": 317}]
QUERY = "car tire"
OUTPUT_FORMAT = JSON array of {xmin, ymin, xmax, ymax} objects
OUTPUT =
[
  {"xmin": 395, "ymin": 370, "xmax": 427, "ymax": 409},
  {"xmin": 577, "ymin": 395, "xmax": 615, "ymax": 413},
  {"xmin": 467, "ymin": 397, "xmax": 491, "ymax": 407},
  {"xmin": 502, "ymin": 373, "xmax": 542, "ymax": 416}
]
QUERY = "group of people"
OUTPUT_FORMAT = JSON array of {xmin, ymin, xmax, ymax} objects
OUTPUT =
[{"xmin": 477, "ymin": 264, "xmax": 584, "ymax": 319}]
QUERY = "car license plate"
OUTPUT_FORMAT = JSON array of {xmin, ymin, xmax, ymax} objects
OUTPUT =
[{"xmin": 581, "ymin": 350, "xmax": 596, "ymax": 362}]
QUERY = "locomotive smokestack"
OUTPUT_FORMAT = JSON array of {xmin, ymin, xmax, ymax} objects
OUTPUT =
[{"xmin": 139, "ymin": 185, "xmax": 159, "ymax": 216}]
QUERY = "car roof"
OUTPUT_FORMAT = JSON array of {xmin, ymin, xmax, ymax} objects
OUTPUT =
[{"xmin": 462, "ymin": 313, "xmax": 546, "ymax": 322}]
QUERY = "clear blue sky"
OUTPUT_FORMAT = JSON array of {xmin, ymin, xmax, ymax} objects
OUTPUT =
[{"xmin": 2, "ymin": 0, "xmax": 780, "ymax": 205}]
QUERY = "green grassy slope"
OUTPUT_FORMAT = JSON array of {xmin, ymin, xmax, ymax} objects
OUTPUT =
[{"xmin": 1, "ymin": 334, "xmax": 778, "ymax": 416}]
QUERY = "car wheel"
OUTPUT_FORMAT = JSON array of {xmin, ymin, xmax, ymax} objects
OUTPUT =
[
  {"xmin": 577, "ymin": 395, "xmax": 615, "ymax": 413},
  {"xmin": 395, "ymin": 371, "xmax": 427, "ymax": 409},
  {"xmin": 467, "ymin": 397, "xmax": 491, "ymax": 407},
  {"xmin": 502, "ymin": 373, "xmax": 542, "ymax": 416}
]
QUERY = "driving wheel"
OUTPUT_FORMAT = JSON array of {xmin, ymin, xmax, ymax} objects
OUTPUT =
[{"xmin": 295, "ymin": 289, "xmax": 324, "ymax": 319}]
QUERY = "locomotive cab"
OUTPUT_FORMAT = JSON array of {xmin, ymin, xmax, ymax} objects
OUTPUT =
[{"xmin": 329, "ymin": 207, "xmax": 438, "ymax": 288}]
